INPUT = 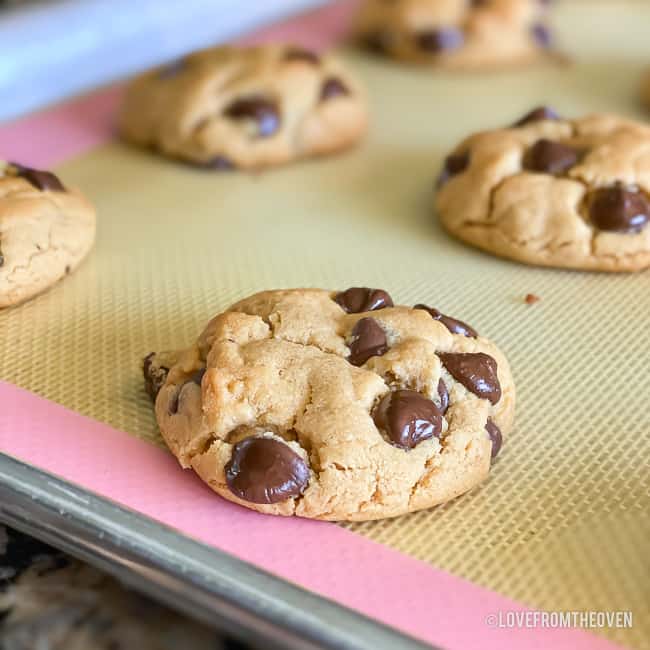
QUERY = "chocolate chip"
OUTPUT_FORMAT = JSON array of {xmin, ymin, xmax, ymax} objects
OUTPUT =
[
  {"xmin": 363, "ymin": 31, "xmax": 393, "ymax": 54},
  {"xmin": 143, "ymin": 353, "xmax": 169, "ymax": 402},
  {"xmin": 437, "ymin": 378, "xmax": 449, "ymax": 415},
  {"xmin": 348, "ymin": 318, "xmax": 389, "ymax": 366},
  {"xmin": 224, "ymin": 98, "xmax": 280, "ymax": 138},
  {"xmin": 225, "ymin": 437, "xmax": 310, "ymax": 504},
  {"xmin": 589, "ymin": 186, "xmax": 649, "ymax": 233},
  {"xmin": 168, "ymin": 390, "xmax": 181, "ymax": 415},
  {"xmin": 285, "ymin": 48, "xmax": 320, "ymax": 64},
  {"xmin": 373, "ymin": 390, "xmax": 443, "ymax": 450},
  {"xmin": 485, "ymin": 418, "xmax": 502, "ymax": 459},
  {"xmin": 416, "ymin": 28, "xmax": 464, "ymax": 53},
  {"xmin": 203, "ymin": 156, "xmax": 236, "ymax": 171},
  {"xmin": 11, "ymin": 163, "xmax": 64, "ymax": 192},
  {"xmin": 159, "ymin": 58, "xmax": 185, "ymax": 79},
  {"xmin": 0, "ymin": 243, "xmax": 4, "ymax": 268},
  {"xmin": 532, "ymin": 23, "xmax": 552, "ymax": 48},
  {"xmin": 414, "ymin": 304, "xmax": 478, "ymax": 338},
  {"xmin": 335, "ymin": 287, "xmax": 394, "ymax": 313},
  {"xmin": 438, "ymin": 352, "xmax": 501, "ymax": 405},
  {"xmin": 190, "ymin": 368, "xmax": 206, "ymax": 385},
  {"xmin": 169, "ymin": 368, "xmax": 206, "ymax": 414},
  {"xmin": 437, "ymin": 151, "xmax": 470, "ymax": 188},
  {"xmin": 512, "ymin": 106, "xmax": 559, "ymax": 127},
  {"xmin": 523, "ymin": 139, "xmax": 580, "ymax": 175},
  {"xmin": 320, "ymin": 77, "xmax": 350, "ymax": 101}
]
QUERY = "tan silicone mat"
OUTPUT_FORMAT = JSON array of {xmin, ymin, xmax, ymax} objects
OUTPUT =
[{"xmin": 1, "ymin": 3, "xmax": 649, "ymax": 648}]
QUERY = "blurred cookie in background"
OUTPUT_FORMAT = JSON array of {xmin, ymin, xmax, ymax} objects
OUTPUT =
[
  {"xmin": 119, "ymin": 44, "xmax": 368, "ymax": 171},
  {"xmin": 0, "ymin": 162, "xmax": 96, "ymax": 308},
  {"xmin": 355, "ymin": 0, "xmax": 556, "ymax": 70}
]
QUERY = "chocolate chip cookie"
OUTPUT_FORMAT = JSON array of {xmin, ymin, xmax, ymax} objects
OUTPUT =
[
  {"xmin": 356, "ymin": 0, "xmax": 554, "ymax": 69},
  {"xmin": 119, "ymin": 45, "xmax": 367, "ymax": 170},
  {"xmin": 435, "ymin": 109, "xmax": 650, "ymax": 271},
  {"xmin": 144, "ymin": 288, "xmax": 515, "ymax": 521},
  {"xmin": 0, "ymin": 162, "xmax": 96, "ymax": 308}
]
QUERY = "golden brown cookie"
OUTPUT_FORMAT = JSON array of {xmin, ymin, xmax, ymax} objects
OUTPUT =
[
  {"xmin": 144, "ymin": 288, "xmax": 515, "ymax": 521},
  {"xmin": 356, "ymin": 0, "xmax": 554, "ymax": 69},
  {"xmin": 0, "ymin": 162, "xmax": 96, "ymax": 308},
  {"xmin": 119, "ymin": 45, "xmax": 367, "ymax": 170},
  {"xmin": 435, "ymin": 108, "xmax": 650, "ymax": 272}
]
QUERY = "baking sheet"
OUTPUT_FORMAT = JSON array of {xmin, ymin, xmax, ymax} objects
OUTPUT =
[{"xmin": 1, "ymin": 3, "xmax": 649, "ymax": 648}]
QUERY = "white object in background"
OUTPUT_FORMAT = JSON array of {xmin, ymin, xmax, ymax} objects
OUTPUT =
[{"xmin": 0, "ymin": 0, "xmax": 330, "ymax": 122}]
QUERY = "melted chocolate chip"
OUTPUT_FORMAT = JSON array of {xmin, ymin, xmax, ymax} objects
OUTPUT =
[
  {"xmin": 321, "ymin": 77, "xmax": 350, "ymax": 101},
  {"xmin": 414, "ymin": 304, "xmax": 478, "ymax": 338},
  {"xmin": 0, "ymin": 242, "xmax": 4, "ymax": 268},
  {"xmin": 202, "ymin": 156, "xmax": 236, "ymax": 171},
  {"xmin": 363, "ymin": 31, "xmax": 393, "ymax": 54},
  {"xmin": 285, "ymin": 48, "xmax": 320, "ymax": 64},
  {"xmin": 524, "ymin": 139, "xmax": 580, "ymax": 175},
  {"xmin": 416, "ymin": 28, "xmax": 464, "ymax": 53},
  {"xmin": 159, "ymin": 58, "xmax": 185, "ymax": 79},
  {"xmin": 190, "ymin": 368, "xmax": 206, "ymax": 385},
  {"xmin": 11, "ymin": 163, "xmax": 64, "ymax": 192},
  {"xmin": 438, "ymin": 352, "xmax": 501, "ymax": 405},
  {"xmin": 589, "ymin": 186, "xmax": 649, "ymax": 233},
  {"xmin": 512, "ymin": 106, "xmax": 559, "ymax": 127},
  {"xmin": 168, "ymin": 390, "xmax": 181, "ymax": 415},
  {"xmin": 485, "ymin": 418, "xmax": 502, "ymax": 459},
  {"xmin": 373, "ymin": 390, "xmax": 443, "ymax": 450},
  {"xmin": 348, "ymin": 318, "xmax": 389, "ymax": 366},
  {"xmin": 143, "ymin": 353, "xmax": 169, "ymax": 402},
  {"xmin": 335, "ymin": 287, "xmax": 394, "ymax": 313},
  {"xmin": 437, "ymin": 378, "xmax": 449, "ymax": 415},
  {"xmin": 225, "ymin": 437, "xmax": 310, "ymax": 504},
  {"xmin": 224, "ymin": 98, "xmax": 280, "ymax": 138},
  {"xmin": 532, "ymin": 23, "xmax": 552, "ymax": 48},
  {"xmin": 162, "ymin": 367, "xmax": 205, "ymax": 415},
  {"xmin": 437, "ymin": 151, "xmax": 470, "ymax": 188}
]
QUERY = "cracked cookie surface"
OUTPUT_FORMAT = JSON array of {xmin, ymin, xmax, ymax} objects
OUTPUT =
[
  {"xmin": 119, "ymin": 45, "xmax": 367, "ymax": 170},
  {"xmin": 355, "ymin": 0, "xmax": 554, "ymax": 69},
  {"xmin": 0, "ymin": 162, "xmax": 96, "ymax": 308},
  {"xmin": 435, "ymin": 109, "xmax": 650, "ymax": 271},
  {"xmin": 144, "ymin": 288, "xmax": 515, "ymax": 521}
]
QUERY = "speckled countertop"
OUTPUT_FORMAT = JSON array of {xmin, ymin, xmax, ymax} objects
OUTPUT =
[{"xmin": 0, "ymin": 525, "xmax": 253, "ymax": 650}]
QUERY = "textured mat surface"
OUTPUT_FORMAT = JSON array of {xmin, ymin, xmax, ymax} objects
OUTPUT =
[{"xmin": 2, "ymin": 22, "xmax": 649, "ymax": 650}]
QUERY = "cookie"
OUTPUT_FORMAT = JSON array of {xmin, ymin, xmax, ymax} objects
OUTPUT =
[
  {"xmin": 0, "ymin": 162, "xmax": 96, "ymax": 308},
  {"xmin": 435, "ymin": 109, "xmax": 650, "ymax": 272},
  {"xmin": 144, "ymin": 288, "xmax": 515, "ymax": 521},
  {"xmin": 642, "ymin": 69, "xmax": 650, "ymax": 110},
  {"xmin": 355, "ymin": 0, "xmax": 554, "ymax": 69},
  {"xmin": 119, "ymin": 45, "xmax": 367, "ymax": 170}
]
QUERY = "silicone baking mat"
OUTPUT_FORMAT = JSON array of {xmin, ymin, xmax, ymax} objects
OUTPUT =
[{"xmin": 1, "ymin": 2, "xmax": 649, "ymax": 649}]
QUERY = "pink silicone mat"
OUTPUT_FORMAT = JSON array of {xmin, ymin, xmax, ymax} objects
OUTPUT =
[{"xmin": 0, "ymin": 2, "xmax": 644, "ymax": 649}]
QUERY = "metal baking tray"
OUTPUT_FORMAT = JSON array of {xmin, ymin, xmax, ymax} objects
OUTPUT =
[{"xmin": 0, "ymin": 454, "xmax": 431, "ymax": 650}]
